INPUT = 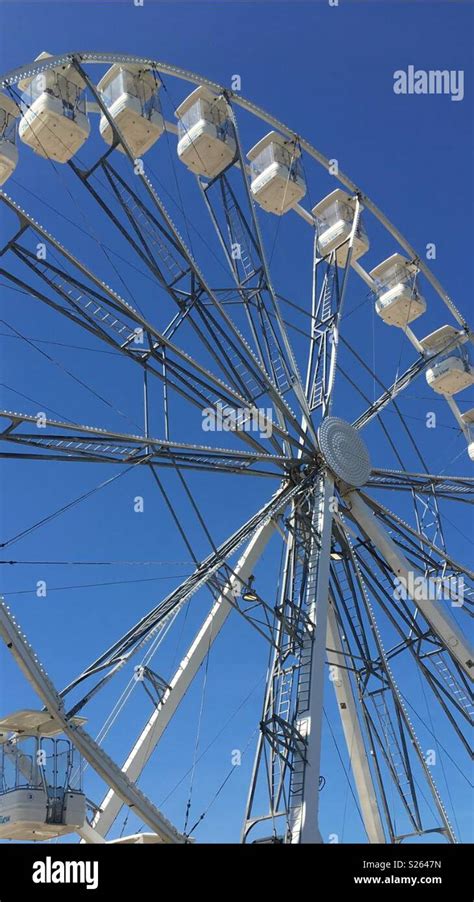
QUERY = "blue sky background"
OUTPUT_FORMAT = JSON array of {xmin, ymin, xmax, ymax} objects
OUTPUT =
[{"xmin": 0, "ymin": 0, "xmax": 472, "ymax": 845}]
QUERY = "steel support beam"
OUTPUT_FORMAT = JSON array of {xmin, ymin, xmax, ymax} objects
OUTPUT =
[
  {"xmin": 0, "ymin": 600, "xmax": 186, "ymax": 843},
  {"xmin": 346, "ymin": 491, "xmax": 473, "ymax": 678},
  {"xmin": 327, "ymin": 599, "xmax": 386, "ymax": 843},
  {"xmin": 288, "ymin": 473, "xmax": 334, "ymax": 843},
  {"xmin": 90, "ymin": 516, "xmax": 276, "ymax": 838}
]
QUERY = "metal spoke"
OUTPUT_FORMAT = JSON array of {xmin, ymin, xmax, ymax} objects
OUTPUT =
[{"xmin": 0, "ymin": 410, "xmax": 290, "ymax": 477}]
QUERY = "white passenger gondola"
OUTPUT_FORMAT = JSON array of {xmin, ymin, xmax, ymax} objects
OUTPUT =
[
  {"xmin": 247, "ymin": 131, "xmax": 306, "ymax": 215},
  {"xmin": 426, "ymin": 356, "xmax": 474, "ymax": 395},
  {"xmin": 421, "ymin": 326, "xmax": 474, "ymax": 395},
  {"xmin": 460, "ymin": 409, "xmax": 474, "ymax": 461},
  {"xmin": 18, "ymin": 52, "xmax": 90, "ymax": 162},
  {"xmin": 98, "ymin": 64, "xmax": 164, "ymax": 157},
  {"xmin": 0, "ymin": 94, "xmax": 20, "ymax": 186},
  {"xmin": 176, "ymin": 86, "xmax": 236, "ymax": 178},
  {"xmin": 312, "ymin": 189, "xmax": 369, "ymax": 266},
  {"xmin": 370, "ymin": 253, "xmax": 426, "ymax": 327},
  {"xmin": 420, "ymin": 325, "xmax": 465, "ymax": 356},
  {"xmin": 0, "ymin": 710, "xmax": 86, "ymax": 841}
]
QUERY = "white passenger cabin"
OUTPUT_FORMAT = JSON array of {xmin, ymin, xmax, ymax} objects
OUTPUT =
[
  {"xmin": 312, "ymin": 189, "xmax": 369, "ymax": 267},
  {"xmin": 176, "ymin": 86, "xmax": 236, "ymax": 178},
  {"xmin": 247, "ymin": 131, "xmax": 306, "ymax": 215},
  {"xmin": 420, "ymin": 325, "xmax": 465, "ymax": 357},
  {"xmin": 18, "ymin": 52, "xmax": 90, "ymax": 162},
  {"xmin": 461, "ymin": 409, "xmax": 474, "ymax": 461},
  {"xmin": 0, "ymin": 710, "xmax": 86, "ymax": 841},
  {"xmin": 0, "ymin": 94, "xmax": 20, "ymax": 185},
  {"xmin": 370, "ymin": 253, "xmax": 426, "ymax": 327},
  {"xmin": 421, "ymin": 325, "xmax": 474, "ymax": 396},
  {"xmin": 98, "ymin": 64, "xmax": 164, "ymax": 158},
  {"xmin": 426, "ymin": 356, "xmax": 474, "ymax": 395}
]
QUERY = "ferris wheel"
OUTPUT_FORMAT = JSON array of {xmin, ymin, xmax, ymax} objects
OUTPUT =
[{"xmin": 0, "ymin": 50, "xmax": 472, "ymax": 846}]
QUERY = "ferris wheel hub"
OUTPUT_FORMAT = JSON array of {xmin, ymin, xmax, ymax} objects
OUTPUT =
[{"xmin": 318, "ymin": 417, "xmax": 371, "ymax": 487}]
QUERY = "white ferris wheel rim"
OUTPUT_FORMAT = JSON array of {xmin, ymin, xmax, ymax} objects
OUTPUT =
[{"xmin": 0, "ymin": 48, "xmax": 470, "ymax": 335}]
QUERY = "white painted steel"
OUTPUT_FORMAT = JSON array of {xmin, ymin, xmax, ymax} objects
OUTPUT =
[
  {"xmin": 346, "ymin": 491, "xmax": 473, "ymax": 678},
  {"xmin": 91, "ymin": 516, "xmax": 276, "ymax": 838}
]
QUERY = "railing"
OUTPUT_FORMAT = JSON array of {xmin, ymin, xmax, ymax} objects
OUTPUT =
[{"xmin": 0, "ymin": 736, "xmax": 83, "ymax": 796}]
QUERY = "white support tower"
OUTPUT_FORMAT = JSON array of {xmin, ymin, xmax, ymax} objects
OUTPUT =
[{"xmin": 287, "ymin": 473, "xmax": 334, "ymax": 843}]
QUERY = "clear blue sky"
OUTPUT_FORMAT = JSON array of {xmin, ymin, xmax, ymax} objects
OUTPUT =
[{"xmin": 0, "ymin": 0, "xmax": 472, "ymax": 844}]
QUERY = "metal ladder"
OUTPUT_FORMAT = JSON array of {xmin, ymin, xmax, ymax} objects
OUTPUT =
[
  {"xmin": 332, "ymin": 560, "xmax": 366, "ymax": 651},
  {"xmin": 372, "ymin": 688, "xmax": 414, "ymax": 810},
  {"xmin": 221, "ymin": 179, "xmax": 257, "ymax": 283},
  {"xmin": 318, "ymin": 268, "xmax": 335, "ymax": 325},
  {"xmin": 45, "ymin": 271, "xmax": 137, "ymax": 345},
  {"xmin": 261, "ymin": 309, "xmax": 292, "ymax": 395},
  {"xmin": 118, "ymin": 184, "xmax": 186, "ymax": 284},
  {"xmin": 432, "ymin": 654, "xmax": 474, "ymax": 720},
  {"xmin": 269, "ymin": 666, "xmax": 297, "ymax": 799},
  {"xmin": 309, "ymin": 267, "xmax": 336, "ymax": 410}
]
